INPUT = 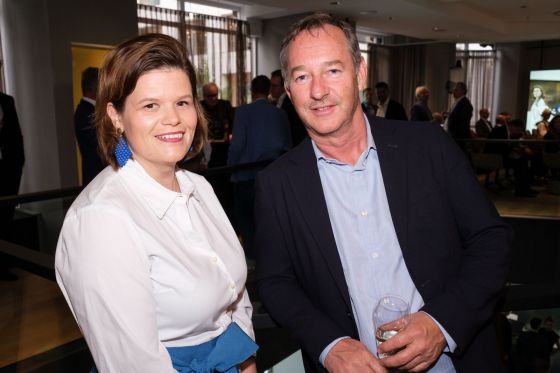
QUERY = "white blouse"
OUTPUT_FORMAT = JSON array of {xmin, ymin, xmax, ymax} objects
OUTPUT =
[{"xmin": 55, "ymin": 160, "xmax": 254, "ymax": 373}]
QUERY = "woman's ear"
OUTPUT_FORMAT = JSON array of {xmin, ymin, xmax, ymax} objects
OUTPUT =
[{"xmin": 106, "ymin": 103, "xmax": 121, "ymax": 130}]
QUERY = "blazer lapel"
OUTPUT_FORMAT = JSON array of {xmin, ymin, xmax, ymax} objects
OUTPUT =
[
  {"xmin": 286, "ymin": 141, "xmax": 353, "ymax": 309},
  {"xmin": 369, "ymin": 116, "xmax": 409, "ymax": 255}
]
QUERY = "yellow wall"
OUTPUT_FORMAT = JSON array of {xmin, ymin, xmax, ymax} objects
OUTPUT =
[{"xmin": 71, "ymin": 44, "xmax": 110, "ymax": 184}]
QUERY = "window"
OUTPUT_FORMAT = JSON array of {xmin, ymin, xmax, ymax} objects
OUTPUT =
[
  {"xmin": 456, "ymin": 43, "xmax": 496, "ymax": 127},
  {"xmin": 137, "ymin": 1, "xmax": 252, "ymax": 105}
]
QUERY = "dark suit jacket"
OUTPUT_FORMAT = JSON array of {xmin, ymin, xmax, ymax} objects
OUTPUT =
[
  {"xmin": 448, "ymin": 97, "xmax": 473, "ymax": 139},
  {"xmin": 228, "ymin": 99, "xmax": 291, "ymax": 182},
  {"xmin": 0, "ymin": 93, "xmax": 24, "ymax": 197},
  {"xmin": 410, "ymin": 102, "xmax": 432, "ymax": 122},
  {"xmin": 255, "ymin": 116, "xmax": 511, "ymax": 373},
  {"xmin": 384, "ymin": 99, "xmax": 408, "ymax": 121},
  {"xmin": 74, "ymin": 99, "xmax": 104, "ymax": 185},
  {"xmin": 280, "ymin": 95, "xmax": 307, "ymax": 146},
  {"xmin": 475, "ymin": 119, "xmax": 493, "ymax": 138}
]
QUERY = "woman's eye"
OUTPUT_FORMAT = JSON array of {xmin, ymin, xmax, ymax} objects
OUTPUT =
[
  {"xmin": 144, "ymin": 103, "xmax": 156, "ymax": 110},
  {"xmin": 177, "ymin": 100, "xmax": 190, "ymax": 107}
]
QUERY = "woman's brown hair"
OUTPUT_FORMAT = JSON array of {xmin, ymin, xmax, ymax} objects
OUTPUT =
[{"xmin": 95, "ymin": 33, "xmax": 207, "ymax": 169}]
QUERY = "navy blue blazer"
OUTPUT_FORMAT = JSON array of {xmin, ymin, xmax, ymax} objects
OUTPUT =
[
  {"xmin": 74, "ymin": 99, "xmax": 105, "ymax": 185},
  {"xmin": 255, "ymin": 116, "xmax": 511, "ymax": 372}
]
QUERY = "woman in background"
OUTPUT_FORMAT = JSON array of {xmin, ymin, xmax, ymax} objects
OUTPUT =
[
  {"xmin": 527, "ymin": 85, "xmax": 549, "ymax": 130},
  {"xmin": 55, "ymin": 33, "xmax": 257, "ymax": 372}
]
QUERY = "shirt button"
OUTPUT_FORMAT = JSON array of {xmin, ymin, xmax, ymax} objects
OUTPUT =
[
  {"xmin": 230, "ymin": 282, "xmax": 235, "ymax": 289},
  {"xmin": 360, "ymin": 210, "xmax": 368, "ymax": 216},
  {"xmin": 372, "ymin": 252, "xmax": 379, "ymax": 259},
  {"xmin": 212, "ymin": 255, "xmax": 218, "ymax": 263}
]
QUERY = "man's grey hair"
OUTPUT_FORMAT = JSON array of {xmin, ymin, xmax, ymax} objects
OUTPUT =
[{"xmin": 279, "ymin": 12, "xmax": 362, "ymax": 88}]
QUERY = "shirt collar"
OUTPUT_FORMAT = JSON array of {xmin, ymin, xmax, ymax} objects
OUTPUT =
[
  {"xmin": 121, "ymin": 160, "xmax": 201, "ymax": 219},
  {"xmin": 82, "ymin": 96, "xmax": 96, "ymax": 106},
  {"xmin": 311, "ymin": 114, "xmax": 376, "ymax": 166}
]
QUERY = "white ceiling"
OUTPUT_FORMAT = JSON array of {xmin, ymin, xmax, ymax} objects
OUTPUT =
[{"xmin": 224, "ymin": 0, "xmax": 560, "ymax": 44}]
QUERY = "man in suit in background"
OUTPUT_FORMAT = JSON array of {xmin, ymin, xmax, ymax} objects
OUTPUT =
[
  {"xmin": 0, "ymin": 91, "xmax": 25, "ymax": 281},
  {"xmin": 201, "ymin": 82, "xmax": 235, "ymax": 141},
  {"xmin": 228, "ymin": 75, "xmax": 291, "ymax": 261},
  {"xmin": 374, "ymin": 81, "xmax": 408, "ymax": 121},
  {"xmin": 410, "ymin": 85, "xmax": 433, "ymax": 122},
  {"xmin": 74, "ymin": 67, "xmax": 104, "ymax": 185},
  {"xmin": 270, "ymin": 69, "xmax": 307, "ymax": 146},
  {"xmin": 255, "ymin": 12, "xmax": 511, "ymax": 373},
  {"xmin": 475, "ymin": 108, "xmax": 492, "ymax": 138},
  {"xmin": 446, "ymin": 82, "xmax": 473, "ymax": 142}
]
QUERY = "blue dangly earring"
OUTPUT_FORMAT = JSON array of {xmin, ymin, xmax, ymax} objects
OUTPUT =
[{"xmin": 114, "ymin": 129, "xmax": 132, "ymax": 167}]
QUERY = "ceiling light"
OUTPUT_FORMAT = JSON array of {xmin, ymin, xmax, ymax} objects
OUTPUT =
[
  {"xmin": 432, "ymin": 26, "xmax": 446, "ymax": 32},
  {"xmin": 329, "ymin": 1, "xmax": 340, "ymax": 5},
  {"xmin": 360, "ymin": 10, "xmax": 377, "ymax": 15}
]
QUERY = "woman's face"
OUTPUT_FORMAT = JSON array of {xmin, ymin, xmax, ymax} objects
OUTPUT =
[
  {"xmin": 533, "ymin": 87, "xmax": 543, "ymax": 99},
  {"xmin": 108, "ymin": 68, "xmax": 197, "ymax": 177}
]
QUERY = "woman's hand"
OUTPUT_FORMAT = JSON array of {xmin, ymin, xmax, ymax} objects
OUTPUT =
[{"xmin": 239, "ymin": 356, "xmax": 257, "ymax": 373}]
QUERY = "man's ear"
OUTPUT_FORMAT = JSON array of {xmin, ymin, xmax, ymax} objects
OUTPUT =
[{"xmin": 357, "ymin": 57, "xmax": 367, "ymax": 91}]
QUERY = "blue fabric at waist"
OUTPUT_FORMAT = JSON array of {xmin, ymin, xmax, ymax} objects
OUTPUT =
[{"xmin": 166, "ymin": 322, "xmax": 258, "ymax": 373}]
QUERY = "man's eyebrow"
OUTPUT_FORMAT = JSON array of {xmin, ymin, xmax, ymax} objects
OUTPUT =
[{"xmin": 289, "ymin": 60, "xmax": 344, "ymax": 76}]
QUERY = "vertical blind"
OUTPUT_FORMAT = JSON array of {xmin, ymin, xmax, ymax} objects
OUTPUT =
[{"xmin": 137, "ymin": 4, "xmax": 251, "ymax": 106}]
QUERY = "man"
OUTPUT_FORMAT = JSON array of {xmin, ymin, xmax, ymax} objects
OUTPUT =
[
  {"xmin": 410, "ymin": 86, "xmax": 433, "ymax": 122},
  {"xmin": 361, "ymin": 88, "xmax": 377, "ymax": 117},
  {"xmin": 475, "ymin": 108, "xmax": 492, "ymax": 138},
  {"xmin": 446, "ymin": 82, "xmax": 473, "ymax": 141},
  {"xmin": 255, "ymin": 12, "xmax": 511, "ymax": 373},
  {"xmin": 374, "ymin": 82, "xmax": 407, "ymax": 121},
  {"xmin": 228, "ymin": 75, "xmax": 291, "ymax": 260},
  {"xmin": 271, "ymin": 69, "xmax": 307, "ymax": 146},
  {"xmin": 535, "ymin": 108, "xmax": 551, "ymax": 138},
  {"xmin": 0, "ymin": 91, "xmax": 25, "ymax": 281},
  {"xmin": 201, "ymin": 82, "xmax": 234, "ymax": 141},
  {"xmin": 74, "ymin": 67, "xmax": 105, "ymax": 185}
]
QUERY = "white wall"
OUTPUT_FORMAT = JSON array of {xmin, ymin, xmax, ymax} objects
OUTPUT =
[
  {"xmin": 257, "ymin": 14, "xmax": 306, "ymax": 77},
  {"xmin": 0, "ymin": 0, "xmax": 138, "ymax": 193}
]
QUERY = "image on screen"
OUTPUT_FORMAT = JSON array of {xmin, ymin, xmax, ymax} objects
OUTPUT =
[{"xmin": 526, "ymin": 69, "xmax": 560, "ymax": 132}]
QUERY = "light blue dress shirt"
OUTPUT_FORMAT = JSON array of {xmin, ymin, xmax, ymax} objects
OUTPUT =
[{"xmin": 314, "ymin": 116, "xmax": 456, "ymax": 372}]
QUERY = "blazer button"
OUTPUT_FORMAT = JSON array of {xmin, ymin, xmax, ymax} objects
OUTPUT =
[{"xmin": 346, "ymin": 312, "xmax": 352, "ymax": 317}]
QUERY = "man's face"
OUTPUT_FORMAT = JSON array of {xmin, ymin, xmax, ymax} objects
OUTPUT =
[
  {"xmin": 203, "ymin": 84, "xmax": 219, "ymax": 107},
  {"xmin": 452, "ymin": 85, "xmax": 464, "ymax": 99},
  {"xmin": 375, "ymin": 87, "xmax": 388, "ymax": 104},
  {"xmin": 270, "ymin": 76, "xmax": 285, "ymax": 101},
  {"xmin": 285, "ymin": 25, "xmax": 366, "ymax": 141}
]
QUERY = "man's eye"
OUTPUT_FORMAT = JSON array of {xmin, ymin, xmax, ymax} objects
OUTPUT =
[
  {"xmin": 328, "ymin": 69, "xmax": 341, "ymax": 76},
  {"xmin": 294, "ymin": 75, "xmax": 308, "ymax": 83}
]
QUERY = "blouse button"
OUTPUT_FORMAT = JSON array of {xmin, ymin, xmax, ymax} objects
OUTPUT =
[
  {"xmin": 230, "ymin": 282, "xmax": 235, "ymax": 289},
  {"xmin": 212, "ymin": 255, "xmax": 218, "ymax": 263}
]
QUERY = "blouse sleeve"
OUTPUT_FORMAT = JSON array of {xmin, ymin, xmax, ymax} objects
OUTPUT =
[
  {"xmin": 231, "ymin": 288, "xmax": 255, "ymax": 341},
  {"xmin": 55, "ymin": 206, "xmax": 176, "ymax": 373}
]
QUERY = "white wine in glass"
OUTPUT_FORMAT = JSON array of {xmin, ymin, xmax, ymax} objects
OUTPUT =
[{"xmin": 372, "ymin": 295, "xmax": 410, "ymax": 358}]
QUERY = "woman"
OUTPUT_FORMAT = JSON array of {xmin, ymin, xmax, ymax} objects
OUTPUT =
[
  {"xmin": 55, "ymin": 34, "xmax": 257, "ymax": 372},
  {"xmin": 527, "ymin": 85, "xmax": 549, "ymax": 131}
]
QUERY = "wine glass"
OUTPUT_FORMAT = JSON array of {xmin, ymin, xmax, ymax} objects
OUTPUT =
[{"xmin": 372, "ymin": 295, "xmax": 410, "ymax": 358}]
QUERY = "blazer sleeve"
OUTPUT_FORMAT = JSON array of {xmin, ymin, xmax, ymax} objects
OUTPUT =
[
  {"xmin": 419, "ymin": 126, "xmax": 512, "ymax": 354},
  {"xmin": 254, "ymin": 173, "xmax": 353, "ymax": 363}
]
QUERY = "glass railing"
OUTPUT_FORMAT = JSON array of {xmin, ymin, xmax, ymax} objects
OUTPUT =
[{"xmin": 0, "ymin": 148, "xmax": 559, "ymax": 371}]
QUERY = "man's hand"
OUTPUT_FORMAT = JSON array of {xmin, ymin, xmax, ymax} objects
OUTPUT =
[
  {"xmin": 324, "ymin": 338, "xmax": 387, "ymax": 373},
  {"xmin": 377, "ymin": 312, "xmax": 447, "ymax": 372}
]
